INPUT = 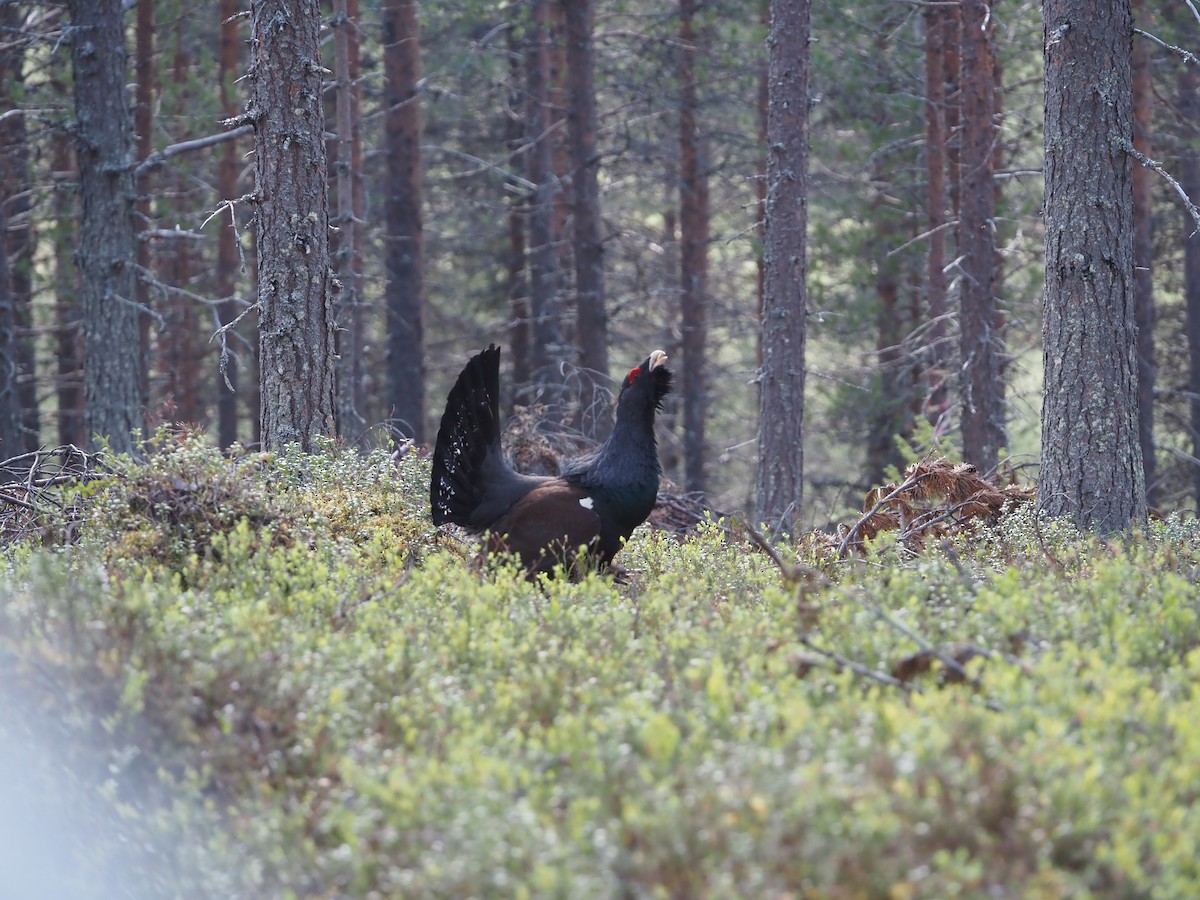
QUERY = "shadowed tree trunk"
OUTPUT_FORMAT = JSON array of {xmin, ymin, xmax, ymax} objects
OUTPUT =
[
  {"xmin": 52, "ymin": 126, "xmax": 84, "ymax": 448},
  {"xmin": 135, "ymin": 0, "xmax": 154, "ymax": 412},
  {"xmin": 866, "ymin": 161, "xmax": 910, "ymax": 485},
  {"xmin": 959, "ymin": 0, "xmax": 1005, "ymax": 472},
  {"xmin": 923, "ymin": 3, "xmax": 951, "ymax": 427},
  {"xmin": 348, "ymin": 0, "xmax": 367, "ymax": 433},
  {"xmin": 383, "ymin": 0, "xmax": 426, "ymax": 445},
  {"xmin": 0, "ymin": 43, "xmax": 34, "ymax": 456},
  {"xmin": 0, "ymin": 178, "xmax": 19, "ymax": 462},
  {"xmin": 678, "ymin": 0, "xmax": 709, "ymax": 495},
  {"xmin": 163, "ymin": 16, "xmax": 203, "ymax": 426},
  {"xmin": 564, "ymin": 0, "xmax": 609, "ymax": 439},
  {"xmin": 250, "ymin": 0, "xmax": 337, "ymax": 451},
  {"xmin": 526, "ymin": 0, "xmax": 568, "ymax": 410},
  {"xmin": 756, "ymin": 0, "xmax": 809, "ymax": 532},
  {"xmin": 1039, "ymin": 0, "xmax": 1145, "ymax": 530},
  {"xmin": 333, "ymin": 0, "xmax": 365, "ymax": 444},
  {"xmin": 0, "ymin": 2, "xmax": 37, "ymax": 454},
  {"xmin": 506, "ymin": 29, "xmax": 531, "ymax": 391},
  {"xmin": 1131, "ymin": 0, "xmax": 1156, "ymax": 506},
  {"xmin": 69, "ymin": 0, "xmax": 143, "ymax": 453},
  {"xmin": 216, "ymin": 0, "xmax": 242, "ymax": 448},
  {"xmin": 1179, "ymin": 49, "xmax": 1200, "ymax": 511}
]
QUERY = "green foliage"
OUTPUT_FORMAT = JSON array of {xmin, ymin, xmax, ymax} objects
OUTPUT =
[{"xmin": 4, "ymin": 445, "xmax": 1200, "ymax": 896}]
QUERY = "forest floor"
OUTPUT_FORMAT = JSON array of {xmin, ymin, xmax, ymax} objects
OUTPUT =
[{"xmin": 2, "ymin": 431, "xmax": 1198, "ymax": 898}]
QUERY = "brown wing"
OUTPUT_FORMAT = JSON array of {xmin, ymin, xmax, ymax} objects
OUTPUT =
[{"xmin": 487, "ymin": 480, "xmax": 602, "ymax": 576}]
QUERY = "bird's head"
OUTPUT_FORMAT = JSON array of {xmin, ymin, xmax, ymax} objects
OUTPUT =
[{"xmin": 617, "ymin": 349, "xmax": 672, "ymax": 415}]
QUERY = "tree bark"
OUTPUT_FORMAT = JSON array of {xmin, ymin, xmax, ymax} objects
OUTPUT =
[
  {"xmin": 333, "ymin": 0, "xmax": 365, "ymax": 445},
  {"xmin": 1131, "ymin": 0, "xmax": 1156, "ymax": 506},
  {"xmin": 250, "ymin": 0, "xmax": 337, "ymax": 452},
  {"xmin": 51, "ymin": 126, "xmax": 84, "ymax": 448},
  {"xmin": 134, "ymin": 0, "xmax": 154, "ymax": 412},
  {"xmin": 959, "ymin": 0, "xmax": 1005, "ymax": 472},
  {"xmin": 69, "ymin": 0, "xmax": 143, "ymax": 454},
  {"xmin": 1039, "ymin": 0, "xmax": 1145, "ymax": 530},
  {"xmin": 678, "ymin": 0, "xmax": 709, "ymax": 495},
  {"xmin": 383, "ymin": 0, "xmax": 426, "ymax": 445},
  {"xmin": 923, "ymin": 4, "xmax": 951, "ymax": 427},
  {"xmin": 564, "ymin": 0, "xmax": 609, "ymax": 440},
  {"xmin": 0, "ymin": 2, "xmax": 37, "ymax": 454},
  {"xmin": 756, "ymin": 0, "xmax": 809, "ymax": 532},
  {"xmin": 506, "ymin": 28, "xmax": 531, "ymax": 392},
  {"xmin": 0, "ymin": 170, "xmax": 19, "ymax": 462},
  {"xmin": 217, "ymin": 0, "xmax": 242, "ymax": 448},
  {"xmin": 866, "ymin": 158, "xmax": 909, "ymax": 486},
  {"xmin": 164, "ymin": 18, "xmax": 203, "ymax": 426},
  {"xmin": 526, "ymin": 0, "xmax": 569, "ymax": 410},
  {"xmin": 1179, "ymin": 50, "xmax": 1200, "ymax": 511}
]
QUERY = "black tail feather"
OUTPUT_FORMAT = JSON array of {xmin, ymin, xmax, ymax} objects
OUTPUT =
[{"xmin": 431, "ymin": 345, "xmax": 502, "ymax": 526}]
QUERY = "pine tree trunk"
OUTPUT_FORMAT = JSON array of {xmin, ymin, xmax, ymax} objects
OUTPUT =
[
  {"xmin": 756, "ymin": 0, "xmax": 809, "ymax": 532},
  {"xmin": 383, "ymin": 0, "xmax": 426, "ymax": 445},
  {"xmin": 134, "ymin": 0, "xmax": 154, "ymax": 413},
  {"xmin": 866, "ymin": 156, "xmax": 909, "ymax": 486},
  {"xmin": 0, "ymin": 177, "xmax": 20, "ymax": 462},
  {"xmin": 1131, "ymin": 0, "xmax": 1156, "ymax": 506},
  {"xmin": 333, "ymin": 0, "xmax": 365, "ymax": 445},
  {"xmin": 166, "ymin": 19, "xmax": 203, "ymax": 426},
  {"xmin": 564, "ymin": 0, "xmax": 609, "ymax": 440},
  {"xmin": 1179, "ymin": 56, "xmax": 1200, "ymax": 511},
  {"xmin": 217, "ymin": 0, "xmax": 242, "ymax": 449},
  {"xmin": 923, "ymin": 4, "xmax": 950, "ymax": 426},
  {"xmin": 1040, "ymin": 0, "xmax": 1145, "ymax": 530},
  {"xmin": 959, "ymin": 0, "xmax": 1005, "ymax": 472},
  {"xmin": 678, "ymin": 0, "xmax": 709, "ymax": 495},
  {"xmin": 69, "ymin": 0, "xmax": 143, "ymax": 454},
  {"xmin": 526, "ymin": 0, "xmax": 568, "ymax": 410},
  {"xmin": 0, "ymin": 25, "xmax": 37, "ymax": 454},
  {"xmin": 348, "ymin": 0, "xmax": 367, "ymax": 432},
  {"xmin": 250, "ymin": 0, "xmax": 337, "ymax": 452},
  {"xmin": 52, "ymin": 127, "xmax": 84, "ymax": 448},
  {"xmin": 506, "ymin": 29, "xmax": 532, "ymax": 392}
]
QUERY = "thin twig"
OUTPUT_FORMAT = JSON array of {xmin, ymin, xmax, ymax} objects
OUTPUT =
[
  {"xmin": 798, "ymin": 636, "xmax": 913, "ymax": 691},
  {"xmin": 1116, "ymin": 135, "xmax": 1200, "ymax": 235},
  {"xmin": 1134, "ymin": 27, "xmax": 1200, "ymax": 68},
  {"xmin": 133, "ymin": 124, "xmax": 253, "ymax": 179}
]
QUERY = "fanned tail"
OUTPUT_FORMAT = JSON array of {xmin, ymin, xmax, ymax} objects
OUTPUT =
[{"xmin": 430, "ymin": 345, "xmax": 502, "ymax": 526}]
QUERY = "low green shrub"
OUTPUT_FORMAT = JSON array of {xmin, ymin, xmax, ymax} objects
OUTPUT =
[{"xmin": 3, "ymin": 443, "xmax": 1200, "ymax": 897}]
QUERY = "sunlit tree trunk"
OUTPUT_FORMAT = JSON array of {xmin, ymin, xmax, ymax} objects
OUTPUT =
[
  {"xmin": 1039, "ymin": 0, "xmax": 1145, "ymax": 530},
  {"xmin": 250, "ymin": 0, "xmax": 337, "ymax": 451},
  {"xmin": 756, "ymin": 0, "xmax": 809, "ymax": 532},
  {"xmin": 69, "ymin": 0, "xmax": 143, "ymax": 453}
]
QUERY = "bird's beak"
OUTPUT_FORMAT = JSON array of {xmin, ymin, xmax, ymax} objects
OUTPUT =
[{"xmin": 648, "ymin": 350, "xmax": 669, "ymax": 371}]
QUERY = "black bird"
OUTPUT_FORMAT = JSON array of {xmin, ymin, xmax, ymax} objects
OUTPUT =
[{"xmin": 430, "ymin": 344, "xmax": 671, "ymax": 576}]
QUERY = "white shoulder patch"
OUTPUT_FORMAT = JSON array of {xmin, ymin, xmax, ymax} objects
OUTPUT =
[{"xmin": 579, "ymin": 496, "xmax": 594, "ymax": 510}]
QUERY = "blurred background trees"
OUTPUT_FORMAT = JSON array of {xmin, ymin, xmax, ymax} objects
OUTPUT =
[{"xmin": 0, "ymin": 0, "xmax": 1194, "ymax": 524}]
